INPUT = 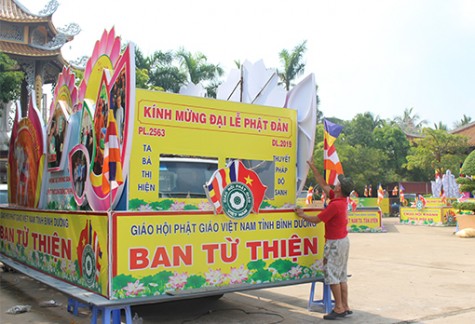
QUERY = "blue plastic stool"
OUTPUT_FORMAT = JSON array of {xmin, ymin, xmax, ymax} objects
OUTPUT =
[
  {"xmin": 91, "ymin": 304, "xmax": 133, "ymax": 324},
  {"xmin": 67, "ymin": 297, "xmax": 90, "ymax": 316},
  {"xmin": 308, "ymin": 280, "xmax": 334, "ymax": 314}
]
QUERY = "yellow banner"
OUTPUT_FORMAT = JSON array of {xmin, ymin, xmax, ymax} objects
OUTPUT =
[
  {"xmin": 400, "ymin": 207, "xmax": 457, "ymax": 225},
  {"xmin": 348, "ymin": 210, "xmax": 382, "ymax": 232},
  {"xmin": 424, "ymin": 197, "xmax": 448, "ymax": 207},
  {"xmin": 0, "ymin": 208, "xmax": 109, "ymax": 296},
  {"xmin": 111, "ymin": 210, "xmax": 324, "ymax": 299},
  {"xmin": 129, "ymin": 90, "xmax": 297, "ymax": 210}
]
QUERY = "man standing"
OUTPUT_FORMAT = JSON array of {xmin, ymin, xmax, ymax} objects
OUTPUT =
[
  {"xmin": 115, "ymin": 95, "xmax": 125, "ymax": 144},
  {"xmin": 295, "ymin": 159, "xmax": 354, "ymax": 320}
]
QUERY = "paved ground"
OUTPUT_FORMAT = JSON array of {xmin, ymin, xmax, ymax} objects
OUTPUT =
[{"xmin": 1, "ymin": 217, "xmax": 475, "ymax": 323}]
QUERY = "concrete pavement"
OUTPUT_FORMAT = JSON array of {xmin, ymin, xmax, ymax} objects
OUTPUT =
[{"xmin": 1, "ymin": 217, "xmax": 475, "ymax": 323}]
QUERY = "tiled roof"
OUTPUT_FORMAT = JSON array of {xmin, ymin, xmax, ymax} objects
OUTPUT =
[
  {"xmin": 402, "ymin": 123, "xmax": 475, "ymax": 147},
  {"xmin": 0, "ymin": 40, "xmax": 62, "ymax": 57},
  {"xmin": 450, "ymin": 122, "xmax": 475, "ymax": 146},
  {"xmin": 0, "ymin": 0, "xmax": 50, "ymax": 22}
]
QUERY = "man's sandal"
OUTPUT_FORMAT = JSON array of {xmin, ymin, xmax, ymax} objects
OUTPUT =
[{"xmin": 323, "ymin": 310, "xmax": 347, "ymax": 320}]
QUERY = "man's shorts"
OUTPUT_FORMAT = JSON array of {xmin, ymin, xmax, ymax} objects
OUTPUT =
[{"xmin": 323, "ymin": 236, "xmax": 349, "ymax": 285}]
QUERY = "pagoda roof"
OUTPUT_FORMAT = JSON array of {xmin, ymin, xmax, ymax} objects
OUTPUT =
[
  {"xmin": 0, "ymin": 0, "xmax": 81, "ymax": 80},
  {"xmin": 0, "ymin": 41, "xmax": 68, "ymax": 83},
  {"xmin": 1, "ymin": 0, "xmax": 54, "ymax": 22},
  {"xmin": 0, "ymin": 40, "xmax": 63, "ymax": 59},
  {"xmin": 0, "ymin": 1, "xmax": 76, "ymax": 38}
]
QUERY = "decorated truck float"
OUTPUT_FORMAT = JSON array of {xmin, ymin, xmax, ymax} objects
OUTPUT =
[{"xmin": 0, "ymin": 28, "xmax": 328, "ymax": 303}]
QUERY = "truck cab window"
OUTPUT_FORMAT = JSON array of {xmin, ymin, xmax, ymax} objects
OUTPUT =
[{"xmin": 159, "ymin": 157, "xmax": 218, "ymax": 198}]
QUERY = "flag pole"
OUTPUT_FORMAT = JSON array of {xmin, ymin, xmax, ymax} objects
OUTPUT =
[{"xmin": 108, "ymin": 176, "xmax": 112, "ymax": 212}]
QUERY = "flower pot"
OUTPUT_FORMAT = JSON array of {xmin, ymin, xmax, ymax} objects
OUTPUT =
[{"xmin": 456, "ymin": 214, "xmax": 475, "ymax": 230}]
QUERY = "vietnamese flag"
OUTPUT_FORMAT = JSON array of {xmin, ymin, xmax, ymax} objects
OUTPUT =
[
  {"xmin": 236, "ymin": 161, "xmax": 267, "ymax": 213},
  {"xmin": 76, "ymin": 219, "xmax": 90, "ymax": 276},
  {"xmin": 205, "ymin": 160, "xmax": 267, "ymax": 214}
]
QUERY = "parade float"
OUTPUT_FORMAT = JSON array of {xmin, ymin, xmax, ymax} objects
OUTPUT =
[
  {"xmin": 0, "ymin": 28, "xmax": 332, "ymax": 315},
  {"xmin": 346, "ymin": 194, "xmax": 384, "ymax": 233},
  {"xmin": 298, "ymin": 190, "xmax": 384, "ymax": 233},
  {"xmin": 399, "ymin": 171, "xmax": 458, "ymax": 226},
  {"xmin": 348, "ymin": 205, "xmax": 383, "ymax": 232}
]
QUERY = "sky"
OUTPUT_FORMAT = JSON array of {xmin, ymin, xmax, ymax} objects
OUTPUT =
[{"xmin": 23, "ymin": 0, "xmax": 475, "ymax": 129}]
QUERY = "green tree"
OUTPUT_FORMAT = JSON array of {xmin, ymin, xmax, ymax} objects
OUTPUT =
[
  {"xmin": 394, "ymin": 107, "xmax": 427, "ymax": 134},
  {"xmin": 136, "ymin": 68, "xmax": 150, "ymax": 89},
  {"xmin": 315, "ymin": 85, "xmax": 321, "ymax": 123},
  {"xmin": 338, "ymin": 144, "xmax": 387, "ymax": 194},
  {"xmin": 135, "ymin": 47, "xmax": 149, "ymax": 70},
  {"xmin": 342, "ymin": 112, "xmax": 382, "ymax": 147},
  {"xmin": 405, "ymin": 128, "xmax": 469, "ymax": 180},
  {"xmin": 338, "ymin": 114, "xmax": 391, "ymax": 191},
  {"xmin": 316, "ymin": 109, "xmax": 324, "ymax": 124},
  {"xmin": 373, "ymin": 124, "xmax": 411, "ymax": 181},
  {"xmin": 433, "ymin": 122, "xmax": 448, "ymax": 130},
  {"xmin": 205, "ymin": 80, "xmax": 221, "ymax": 99},
  {"xmin": 453, "ymin": 114, "xmax": 472, "ymax": 129},
  {"xmin": 456, "ymin": 149, "xmax": 475, "ymax": 194},
  {"xmin": 135, "ymin": 47, "xmax": 150, "ymax": 88},
  {"xmin": 0, "ymin": 53, "xmax": 24, "ymax": 116},
  {"xmin": 148, "ymin": 50, "xmax": 187, "ymax": 93},
  {"xmin": 310, "ymin": 119, "xmax": 387, "ymax": 194},
  {"xmin": 175, "ymin": 48, "xmax": 223, "ymax": 97},
  {"xmin": 453, "ymin": 150, "xmax": 475, "ymax": 213},
  {"xmin": 233, "ymin": 60, "xmax": 242, "ymax": 69},
  {"xmin": 310, "ymin": 123, "xmax": 325, "ymax": 182},
  {"xmin": 278, "ymin": 41, "xmax": 307, "ymax": 90},
  {"xmin": 72, "ymin": 68, "xmax": 84, "ymax": 87}
]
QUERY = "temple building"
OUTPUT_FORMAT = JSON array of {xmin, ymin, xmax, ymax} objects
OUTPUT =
[
  {"xmin": 450, "ymin": 121, "xmax": 475, "ymax": 150},
  {"xmin": 0, "ymin": 0, "xmax": 80, "ymax": 183}
]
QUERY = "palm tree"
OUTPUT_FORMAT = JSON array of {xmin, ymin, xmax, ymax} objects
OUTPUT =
[
  {"xmin": 278, "ymin": 41, "xmax": 307, "ymax": 90},
  {"xmin": 453, "ymin": 114, "xmax": 472, "ymax": 129},
  {"xmin": 393, "ymin": 107, "xmax": 427, "ymax": 134},
  {"xmin": 134, "ymin": 47, "xmax": 150, "ymax": 70},
  {"xmin": 146, "ymin": 50, "xmax": 187, "ymax": 93},
  {"xmin": 434, "ymin": 122, "xmax": 448, "ymax": 131},
  {"xmin": 233, "ymin": 60, "xmax": 242, "ymax": 69},
  {"xmin": 316, "ymin": 109, "xmax": 324, "ymax": 124},
  {"xmin": 175, "ymin": 49, "xmax": 224, "ymax": 85},
  {"xmin": 134, "ymin": 47, "xmax": 150, "ymax": 88},
  {"xmin": 365, "ymin": 112, "xmax": 384, "ymax": 129}
]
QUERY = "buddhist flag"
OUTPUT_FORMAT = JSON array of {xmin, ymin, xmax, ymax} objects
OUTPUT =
[
  {"xmin": 205, "ymin": 167, "xmax": 231, "ymax": 213},
  {"xmin": 399, "ymin": 184, "xmax": 405, "ymax": 204},
  {"xmin": 348, "ymin": 197, "xmax": 357, "ymax": 211},
  {"xmin": 418, "ymin": 194, "xmax": 427, "ymax": 208},
  {"xmin": 102, "ymin": 109, "xmax": 123, "ymax": 195},
  {"xmin": 440, "ymin": 187, "xmax": 447, "ymax": 204},
  {"xmin": 377, "ymin": 184, "xmax": 384, "ymax": 205},
  {"xmin": 323, "ymin": 119, "xmax": 344, "ymax": 185}
]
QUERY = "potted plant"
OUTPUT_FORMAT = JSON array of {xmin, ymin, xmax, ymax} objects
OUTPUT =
[{"xmin": 453, "ymin": 150, "xmax": 475, "ymax": 230}]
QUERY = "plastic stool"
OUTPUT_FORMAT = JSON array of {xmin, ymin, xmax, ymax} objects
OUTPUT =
[
  {"xmin": 67, "ymin": 297, "xmax": 90, "ymax": 316},
  {"xmin": 308, "ymin": 280, "xmax": 334, "ymax": 314},
  {"xmin": 91, "ymin": 304, "xmax": 133, "ymax": 324}
]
